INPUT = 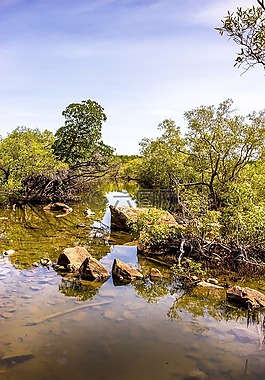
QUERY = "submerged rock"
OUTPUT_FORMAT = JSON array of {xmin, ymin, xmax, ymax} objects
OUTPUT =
[
  {"xmin": 197, "ymin": 281, "xmax": 223, "ymax": 289},
  {"xmin": 185, "ymin": 368, "xmax": 208, "ymax": 380},
  {"xmin": 79, "ymin": 257, "xmax": 110, "ymax": 281},
  {"xmin": 0, "ymin": 353, "xmax": 34, "ymax": 368},
  {"xmin": 43, "ymin": 202, "xmax": 73, "ymax": 213},
  {"xmin": 228, "ymin": 327, "xmax": 259, "ymax": 343},
  {"xmin": 112, "ymin": 258, "xmax": 143, "ymax": 283}
]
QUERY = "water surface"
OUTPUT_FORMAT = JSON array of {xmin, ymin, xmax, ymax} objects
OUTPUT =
[{"xmin": 0, "ymin": 189, "xmax": 265, "ymax": 379}]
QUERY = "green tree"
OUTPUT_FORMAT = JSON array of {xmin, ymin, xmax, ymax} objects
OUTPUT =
[
  {"xmin": 183, "ymin": 99, "xmax": 265, "ymax": 209},
  {"xmin": 0, "ymin": 127, "xmax": 62, "ymax": 195},
  {"xmin": 52, "ymin": 100, "xmax": 114, "ymax": 174},
  {"xmin": 136, "ymin": 100, "xmax": 265, "ymax": 211},
  {"xmin": 216, "ymin": 1, "xmax": 265, "ymax": 72},
  {"xmin": 220, "ymin": 181, "xmax": 265, "ymax": 248},
  {"xmin": 137, "ymin": 119, "xmax": 186, "ymax": 188}
]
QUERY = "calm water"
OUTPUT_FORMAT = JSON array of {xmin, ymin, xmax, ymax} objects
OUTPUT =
[{"xmin": 0, "ymin": 188, "xmax": 265, "ymax": 379}]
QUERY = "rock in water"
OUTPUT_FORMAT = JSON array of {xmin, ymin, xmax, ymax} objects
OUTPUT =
[
  {"xmin": 79, "ymin": 257, "xmax": 110, "ymax": 281},
  {"xmin": 227, "ymin": 285, "xmax": 265, "ymax": 308},
  {"xmin": 0, "ymin": 354, "xmax": 34, "ymax": 368},
  {"xmin": 197, "ymin": 281, "xmax": 223, "ymax": 289},
  {"xmin": 109, "ymin": 205, "xmax": 176, "ymax": 231},
  {"xmin": 150, "ymin": 268, "xmax": 163, "ymax": 280},
  {"xmin": 3, "ymin": 250, "xmax": 15, "ymax": 256},
  {"xmin": 57, "ymin": 246, "xmax": 91, "ymax": 272},
  {"xmin": 184, "ymin": 368, "xmax": 208, "ymax": 380},
  {"xmin": 112, "ymin": 258, "xmax": 143, "ymax": 283},
  {"xmin": 43, "ymin": 202, "xmax": 73, "ymax": 213}
]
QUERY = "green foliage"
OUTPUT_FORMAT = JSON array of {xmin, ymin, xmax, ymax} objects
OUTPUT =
[
  {"xmin": 0, "ymin": 127, "xmax": 63, "ymax": 195},
  {"xmin": 139, "ymin": 224, "xmax": 183, "ymax": 248},
  {"xmin": 128, "ymin": 208, "xmax": 184, "ymax": 247},
  {"xmin": 115, "ymin": 154, "xmax": 140, "ymax": 164},
  {"xmin": 183, "ymin": 99, "xmax": 265, "ymax": 208},
  {"xmin": 240, "ymin": 159, "xmax": 265, "ymax": 203},
  {"xmin": 216, "ymin": 4, "xmax": 265, "ymax": 72},
  {"xmin": 52, "ymin": 99, "xmax": 114, "ymax": 167},
  {"xmin": 119, "ymin": 157, "xmax": 143, "ymax": 180},
  {"xmin": 137, "ymin": 100, "xmax": 265, "ymax": 211},
  {"xmin": 129, "ymin": 207, "xmax": 172, "ymax": 232},
  {"xmin": 221, "ymin": 183, "xmax": 265, "ymax": 247},
  {"xmin": 137, "ymin": 119, "xmax": 186, "ymax": 188},
  {"xmin": 171, "ymin": 259, "xmax": 206, "ymax": 279},
  {"xmin": 133, "ymin": 99, "xmax": 265, "ymax": 250}
]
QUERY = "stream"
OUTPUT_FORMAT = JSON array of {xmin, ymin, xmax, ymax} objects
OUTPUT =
[{"xmin": 0, "ymin": 185, "xmax": 265, "ymax": 379}]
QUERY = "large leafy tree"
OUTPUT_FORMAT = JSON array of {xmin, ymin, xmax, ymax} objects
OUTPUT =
[
  {"xmin": 52, "ymin": 100, "xmax": 114, "ymax": 176},
  {"xmin": 0, "ymin": 127, "xmax": 62, "ymax": 194},
  {"xmin": 182, "ymin": 99, "xmax": 265, "ymax": 208},
  {"xmin": 216, "ymin": 1, "xmax": 265, "ymax": 72},
  {"xmin": 137, "ymin": 119, "xmax": 186, "ymax": 188},
  {"xmin": 138, "ymin": 100, "xmax": 265, "ymax": 210}
]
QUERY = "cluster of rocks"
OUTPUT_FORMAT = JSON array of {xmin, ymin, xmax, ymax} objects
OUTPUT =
[
  {"xmin": 52, "ymin": 246, "xmax": 158, "ymax": 285},
  {"xmin": 32, "ymin": 258, "xmax": 52, "ymax": 268},
  {"xmin": 24, "ymin": 204, "xmax": 265, "ymax": 308}
]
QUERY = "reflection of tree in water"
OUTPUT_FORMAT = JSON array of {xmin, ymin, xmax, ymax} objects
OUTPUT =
[
  {"xmin": 80, "ymin": 185, "xmax": 108, "ymax": 221},
  {"xmin": 85, "ymin": 225, "xmax": 111, "ymax": 261},
  {"xmin": 133, "ymin": 277, "xmax": 173, "ymax": 303},
  {"xmin": 247, "ymin": 308, "xmax": 265, "ymax": 346},
  {"xmin": 0, "ymin": 189, "xmax": 109, "ymax": 268},
  {"xmin": 59, "ymin": 278, "xmax": 100, "ymax": 301},
  {"xmin": 167, "ymin": 286, "xmax": 249, "ymax": 322},
  {"xmin": 102, "ymin": 180, "xmax": 140, "ymax": 203}
]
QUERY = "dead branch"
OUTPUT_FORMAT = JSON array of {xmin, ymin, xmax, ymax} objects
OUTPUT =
[
  {"xmin": 26, "ymin": 301, "xmax": 110, "ymax": 326},
  {"xmin": 178, "ymin": 238, "xmax": 185, "ymax": 266}
]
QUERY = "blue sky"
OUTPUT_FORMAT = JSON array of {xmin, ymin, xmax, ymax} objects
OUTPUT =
[{"xmin": 1, "ymin": 0, "xmax": 264, "ymax": 154}]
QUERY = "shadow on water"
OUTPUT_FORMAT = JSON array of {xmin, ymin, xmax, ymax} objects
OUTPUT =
[{"xmin": 0, "ymin": 184, "xmax": 265, "ymax": 379}]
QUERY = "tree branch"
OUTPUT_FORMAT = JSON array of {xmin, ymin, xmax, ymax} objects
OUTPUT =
[{"xmin": 257, "ymin": 0, "xmax": 265, "ymax": 11}]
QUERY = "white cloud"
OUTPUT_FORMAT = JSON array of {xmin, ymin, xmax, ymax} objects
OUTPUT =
[{"xmin": 193, "ymin": 0, "xmax": 259, "ymax": 26}]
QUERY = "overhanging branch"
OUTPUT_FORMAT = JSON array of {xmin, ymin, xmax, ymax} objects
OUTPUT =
[{"xmin": 257, "ymin": 0, "xmax": 265, "ymax": 11}]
